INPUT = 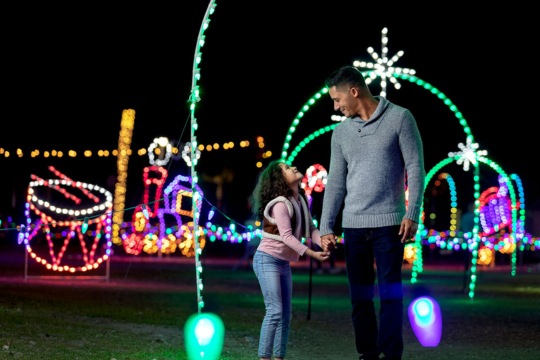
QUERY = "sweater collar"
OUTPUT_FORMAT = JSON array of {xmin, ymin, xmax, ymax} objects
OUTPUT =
[{"xmin": 351, "ymin": 96, "xmax": 389, "ymax": 124}]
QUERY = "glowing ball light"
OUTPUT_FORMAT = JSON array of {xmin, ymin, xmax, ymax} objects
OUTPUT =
[
  {"xmin": 184, "ymin": 313, "xmax": 224, "ymax": 360},
  {"xmin": 408, "ymin": 296, "xmax": 442, "ymax": 347}
]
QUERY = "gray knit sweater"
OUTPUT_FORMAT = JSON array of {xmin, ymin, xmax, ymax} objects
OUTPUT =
[{"xmin": 319, "ymin": 96, "xmax": 425, "ymax": 235}]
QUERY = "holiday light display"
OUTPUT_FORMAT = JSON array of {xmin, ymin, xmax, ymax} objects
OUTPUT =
[
  {"xmin": 112, "ymin": 109, "xmax": 135, "ymax": 245},
  {"xmin": 22, "ymin": 167, "xmax": 113, "ymax": 273},
  {"xmin": 352, "ymin": 27, "xmax": 416, "ymax": 98},
  {"xmin": 477, "ymin": 246, "xmax": 493, "ymax": 266},
  {"xmin": 278, "ymin": 28, "xmax": 532, "ymax": 299},
  {"xmin": 148, "ymin": 137, "xmax": 173, "ymax": 166},
  {"xmin": 0, "ymin": 139, "xmax": 255, "ymax": 160},
  {"xmin": 188, "ymin": 0, "xmax": 216, "ymax": 313},
  {"xmin": 408, "ymin": 296, "xmax": 442, "ymax": 347},
  {"xmin": 301, "ymin": 164, "xmax": 328, "ymax": 196}
]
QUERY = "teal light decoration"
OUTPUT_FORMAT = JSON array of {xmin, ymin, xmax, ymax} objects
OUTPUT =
[
  {"xmin": 190, "ymin": 0, "xmax": 217, "ymax": 314},
  {"xmin": 81, "ymin": 217, "xmax": 89, "ymax": 234},
  {"xmin": 184, "ymin": 313, "xmax": 225, "ymax": 360}
]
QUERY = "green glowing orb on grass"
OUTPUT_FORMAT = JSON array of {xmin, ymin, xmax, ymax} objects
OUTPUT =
[{"xmin": 184, "ymin": 313, "xmax": 224, "ymax": 360}]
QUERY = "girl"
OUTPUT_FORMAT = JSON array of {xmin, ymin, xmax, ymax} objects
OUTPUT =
[{"xmin": 251, "ymin": 160, "xmax": 330, "ymax": 360}]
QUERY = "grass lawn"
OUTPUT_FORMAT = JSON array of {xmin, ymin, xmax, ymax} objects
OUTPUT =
[{"xmin": 1, "ymin": 254, "xmax": 539, "ymax": 360}]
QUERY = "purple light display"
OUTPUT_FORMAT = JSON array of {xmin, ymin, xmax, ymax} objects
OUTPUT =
[{"xmin": 408, "ymin": 296, "xmax": 442, "ymax": 347}]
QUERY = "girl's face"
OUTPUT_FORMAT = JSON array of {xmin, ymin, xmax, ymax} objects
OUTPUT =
[{"xmin": 279, "ymin": 163, "xmax": 303, "ymax": 186}]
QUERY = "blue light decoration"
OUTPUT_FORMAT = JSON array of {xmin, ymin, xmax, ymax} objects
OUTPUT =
[
  {"xmin": 184, "ymin": 313, "xmax": 224, "ymax": 360},
  {"xmin": 208, "ymin": 207, "xmax": 215, "ymax": 220},
  {"xmin": 408, "ymin": 296, "xmax": 442, "ymax": 347},
  {"xmin": 18, "ymin": 225, "xmax": 26, "ymax": 245},
  {"xmin": 142, "ymin": 206, "xmax": 150, "ymax": 221}
]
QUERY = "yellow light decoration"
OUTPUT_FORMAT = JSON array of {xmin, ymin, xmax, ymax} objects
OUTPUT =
[
  {"xmin": 228, "ymin": 142, "xmax": 234, "ymax": 149},
  {"xmin": 57, "ymin": 151, "xmax": 63, "ymax": 158},
  {"xmin": 477, "ymin": 247, "xmax": 493, "ymax": 266},
  {"xmin": 256, "ymin": 161, "xmax": 262, "ymax": 168},
  {"xmin": 223, "ymin": 143, "xmax": 229, "ymax": 150},
  {"xmin": 154, "ymin": 148, "xmax": 161, "ymax": 155},
  {"xmin": 404, "ymin": 244, "xmax": 418, "ymax": 264},
  {"xmin": 0, "ymin": 148, "xmax": 4, "ymax": 154},
  {"xmin": 258, "ymin": 142, "xmax": 264, "ymax": 148},
  {"xmin": 17, "ymin": 148, "xmax": 23, "ymax": 157},
  {"xmin": 213, "ymin": 143, "xmax": 219, "ymax": 150},
  {"xmin": 4, "ymin": 151, "xmax": 9, "ymax": 158},
  {"xmin": 84, "ymin": 150, "xmax": 92, "ymax": 157},
  {"xmin": 112, "ymin": 109, "xmax": 135, "ymax": 245},
  {"xmin": 103, "ymin": 150, "xmax": 109, "ymax": 157},
  {"xmin": 198, "ymin": 144, "xmax": 205, "ymax": 151},
  {"xmin": 499, "ymin": 238, "xmax": 516, "ymax": 254},
  {"xmin": 51, "ymin": 150, "xmax": 57, "ymax": 156},
  {"xmin": 44, "ymin": 151, "xmax": 50, "ymax": 158},
  {"xmin": 206, "ymin": 145, "xmax": 212, "ymax": 151},
  {"xmin": 176, "ymin": 191, "xmax": 194, "ymax": 217}
]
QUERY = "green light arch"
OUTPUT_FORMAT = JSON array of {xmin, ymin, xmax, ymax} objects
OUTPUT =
[
  {"xmin": 281, "ymin": 72, "xmax": 476, "ymax": 164},
  {"xmin": 411, "ymin": 155, "xmax": 518, "ymax": 298}
]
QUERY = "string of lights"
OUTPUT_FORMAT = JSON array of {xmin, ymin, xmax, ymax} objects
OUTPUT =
[
  {"xmin": 0, "ymin": 140, "xmax": 258, "ymax": 159},
  {"xmin": 189, "ymin": 0, "xmax": 217, "ymax": 312}
]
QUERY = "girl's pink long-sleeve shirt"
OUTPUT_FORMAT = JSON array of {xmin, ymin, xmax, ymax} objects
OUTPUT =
[{"xmin": 257, "ymin": 198, "xmax": 323, "ymax": 262}]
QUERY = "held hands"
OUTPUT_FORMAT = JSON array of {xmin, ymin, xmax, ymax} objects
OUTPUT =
[
  {"xmin": 399, "ymin": 218, "xmax": 419, "ymax": 243},
  {"xmin": 305, "ymin": 248, "xmax": 331, "ymax": 262},
  {"xmin": 321, "ymin": 234, "xmax": 338, "ymax": 252},
  {"xmin": 313, "ymin": 251, "xmax": 330, "ymax": 262}
]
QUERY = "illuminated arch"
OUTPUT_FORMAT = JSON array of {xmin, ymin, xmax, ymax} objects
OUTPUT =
[
  {"xmin": 410, "ymin": 155, "xmax": 519, "ymax": 297},
  {"xmin": 282, "ymin": 73, "xmax": 474, "ymax": 164}
]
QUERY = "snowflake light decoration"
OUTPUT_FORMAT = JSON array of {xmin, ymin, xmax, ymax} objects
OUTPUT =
[
  {"xmin": 353, "ymin": 27, "xmax": 416, "ymax": 98},
  {"xmin": 448, "ymin": 137, "xmax": 488, "ymax": 171}
]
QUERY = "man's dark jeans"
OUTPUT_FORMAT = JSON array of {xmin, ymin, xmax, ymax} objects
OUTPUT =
[{"xmin": 344, "ymin": 225, "xmax": 405, "ymax": 360}]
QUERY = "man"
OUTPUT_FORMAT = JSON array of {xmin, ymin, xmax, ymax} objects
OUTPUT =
[{"xmin": 320, "ymin": 66, "xmax": 425, "ymax": 360}]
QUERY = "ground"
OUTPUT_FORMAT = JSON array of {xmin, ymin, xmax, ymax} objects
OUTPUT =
[{"xmin": 1, "ymin": 254, "xmax": 539, "ymax": 360}]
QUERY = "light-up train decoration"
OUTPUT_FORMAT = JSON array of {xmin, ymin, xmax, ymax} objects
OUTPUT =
[{"xmin": 279, "ymin": 27, "xmax": 537, "ymax": 299}]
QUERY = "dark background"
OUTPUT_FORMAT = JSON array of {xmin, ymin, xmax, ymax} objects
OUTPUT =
[{"xmin": 1, "ymin": 3, "xmax": 538, "ymax": 247}]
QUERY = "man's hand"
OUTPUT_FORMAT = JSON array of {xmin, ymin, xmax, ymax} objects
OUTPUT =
[
  {"xmin": 321, "ymin": 234, "xmax": 337, "ymax": 252},
  {"xmin": 399, "ymin": 219, "xmax": 418, "ymax": 243}
]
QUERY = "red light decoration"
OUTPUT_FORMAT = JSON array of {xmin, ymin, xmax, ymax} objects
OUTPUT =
[
  {"xmin": 23, "ymin": 167, "xmax": 113, "ymax": 272},
  {"xmin": 300, "ymin": 164, "xmax": 328, "ymax": 196}
]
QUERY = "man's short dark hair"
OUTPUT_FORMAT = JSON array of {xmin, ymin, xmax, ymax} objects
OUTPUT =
[{"xmin": 325, "ymin": 66, "xmax": 367, "ymax": 91}]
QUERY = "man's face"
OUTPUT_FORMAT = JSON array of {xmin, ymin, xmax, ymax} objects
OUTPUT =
[{"xmin": 329, "ymin": 86, "xmax": 355, "ymax": 118}]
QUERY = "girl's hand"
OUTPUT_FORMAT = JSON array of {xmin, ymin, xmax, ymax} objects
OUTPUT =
[{"xmin": 313, "ymin": 251, "xmax": 330, "ymax": 262}]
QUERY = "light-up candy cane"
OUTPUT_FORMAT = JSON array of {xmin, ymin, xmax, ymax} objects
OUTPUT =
[
  {"xmin": 300, "ymin": 164, "xmax": 328, "ymax": 206},
  {"xmin": 24, "ymin": 166, "xmax": 113, "ymax": 272}
]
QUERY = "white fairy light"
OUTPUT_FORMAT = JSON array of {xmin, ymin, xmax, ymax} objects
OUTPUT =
[
  {"xmin": 148, "ymin": 137, "xmax": 173, "ymax": 166},
  {"xmin": 353, "ymin": 28, "xmax": 416, "ymax": 99},
  {"xmin": 448, "ymin": 137, "xmax": 488, "ymax": 171},
  {"xmin": 182, "ymin": 142, "xmax": 201, "ymax": 167}
]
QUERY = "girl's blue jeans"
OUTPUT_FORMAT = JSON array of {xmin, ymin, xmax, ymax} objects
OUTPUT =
[{"xmin": 253, "ymin": 250, "xmax": 292, "ymax": 358}]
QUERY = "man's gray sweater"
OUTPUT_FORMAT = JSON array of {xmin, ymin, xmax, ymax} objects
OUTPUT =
[{"xmin": 320, "ymin": 96, "xmax": 425, "ymax": 235}]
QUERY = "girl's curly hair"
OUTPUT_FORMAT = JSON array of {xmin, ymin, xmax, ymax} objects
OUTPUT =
[{"xmin": 251, "ymin": 160, "xmax": 307, "ymax": 221}]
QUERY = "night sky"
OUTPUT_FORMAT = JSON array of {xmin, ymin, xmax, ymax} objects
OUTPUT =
[{"xmin": 2, "ymin": 3, "xmax": 537, "ymax": 233}]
